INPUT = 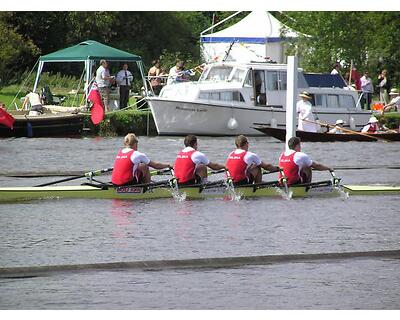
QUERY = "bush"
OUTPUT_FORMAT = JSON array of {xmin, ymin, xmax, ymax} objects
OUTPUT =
[{"xmin": 83, "ymin": 109, "xmax": 157, "ymax": 136}]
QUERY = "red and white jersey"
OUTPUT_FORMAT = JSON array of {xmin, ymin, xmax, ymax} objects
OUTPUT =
[
  {"xmin": 279, "ymin": 150, "xmax": 312, "ymax": 185},
  {"xmin": 174, "ymin": 147, "xmax": 210, "ymax": 183},
  {"xmin": 111, "ymin": 148, "xmax": 150, "ymax": 185},
  {"xmin": 226, "ymin": 149, "xmax": 262, "ymax": 182}
]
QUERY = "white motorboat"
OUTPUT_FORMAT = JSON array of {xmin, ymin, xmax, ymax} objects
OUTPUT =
[{"xmin": 146, "ymin": 62, "xmax": 372, "ymax": 136}]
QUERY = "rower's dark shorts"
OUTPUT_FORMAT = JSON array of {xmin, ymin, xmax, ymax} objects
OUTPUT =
[
  {"xmin": 177, "ymin": 175, "xmax": 202, "ymax": 186},
  {"xmin": 233, "ymin": 177, "xmax": 253, "ymax": 186}
]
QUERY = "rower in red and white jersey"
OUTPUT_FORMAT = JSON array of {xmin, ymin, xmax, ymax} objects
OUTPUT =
[
  {"xmin": 111, "ymin": 133, "xmax": 171, "ymax": 186},
  {"xmin": 174, "ymin": 135, "xmax": 225, "ymax": 185},
  {"xmin": 226, "ymin": 135, "xmax": 279, "ymax": 185},
  {"xmin": 279, "ymin": 137, "xmax": 333, "ymax": 186}
]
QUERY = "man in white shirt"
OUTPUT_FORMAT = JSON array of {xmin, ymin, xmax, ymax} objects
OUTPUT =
[
  {"xmin": 96, "ymin": 60, "xmax": 113, "ymax": 112},
  {"xmin": 329, "ymin": 119, "xmax": 345, "ymax": 134},
  {"xmin": 111, "ymin": 133, "xmax": 171, "ymax": 186},
  {"xmin": 383, "ymin": 88, "xmax": 400, "ymax": 113},
  {"xmin": 279, "ymin": 137, "xmax": 333, "ymax": 185},
  {"xmin": 116, "ymin": 63, "xmax": 133, "ymax": 109},
  {"xmin": 226, "ymin": 135, "xmax": 279, "ymax": 184},
  {"xmin": 174, "ymin": 135, "xmax": 225, "ymax": 184},
  {"xmin": 296, "ymin": 91, "xmax": 319, "ymax": 132},
  {"xmin": 360, "ymin": 71, "xmax": 373, "ymax": 110},
  {"xmin": 22, "ymin": 91, "xmax": 43, "ymax": 112},
  {"xmin": 167, "ymin": 61, "xmax": 193, "ymax": 85}
]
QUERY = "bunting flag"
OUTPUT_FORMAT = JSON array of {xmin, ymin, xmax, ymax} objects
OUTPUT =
[
  {"xmin": 0, "ymin": 108, "xmax": 15, "ymax": 129},
  {"xmin": 87, "ymin": 83, "xmax": 105, "ymax": 125}
]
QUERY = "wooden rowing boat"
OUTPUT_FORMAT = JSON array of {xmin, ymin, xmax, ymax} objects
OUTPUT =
[
  {"xmin": 0, "ymin": 180, "xmax": 399, "ymax": 202},
  {"xmin": 0, "ymin": 110, "xmax": 84, "ymax": 138},
  {"xmin": 252, "ymin": 125, "xmax": 400, "ymax": 142}
]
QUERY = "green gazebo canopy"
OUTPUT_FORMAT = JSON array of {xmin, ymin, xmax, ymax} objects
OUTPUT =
[{"xmin": 39, "ymin": 40, "xmax": 142, "ymax": 62}]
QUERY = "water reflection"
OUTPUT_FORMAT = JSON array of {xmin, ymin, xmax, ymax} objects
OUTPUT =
[{"xmin": 110, "ymin": 199, "xmax": 135, "ymax": 245}]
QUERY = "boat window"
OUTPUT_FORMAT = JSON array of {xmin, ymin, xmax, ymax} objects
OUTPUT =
[
  {"xmin": 201, "ymin": 66, "xmax": 233, "ymax": 82},
  {"xmin": 267, "ymin": 71, "xmax": 279, "ymax": 90},
  {"xmin": 230, "ymin": 68, "xmax": 246, "ymax": 83},
  {"xmin": 244, "ymin": 70, "xmax": 252, "ymax": 87},
  {"xmin": 279, "ymin": 71, "xmax": 287, "ymax": 90},
  {"xmin": 198, "ymin": 91, "xmax": 245, "ymax": 102},
  {"xmin": 339, "ymin": 95, "xmax": 356, "ymax": 108},
  {"xmin": 314, "ymin": 94, "xmax": 327, "ymax": 107},
  {"xmin": 326, "ymin": 94, "xmax": 340, "ymax": 108}
]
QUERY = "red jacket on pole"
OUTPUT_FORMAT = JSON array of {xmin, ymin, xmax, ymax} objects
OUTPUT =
[
  {"xmin": 87, "ymin": 83, "xmax": 105, "ymax": 125},
  {"xmin": 0, "ymin": 108, "xmax": 15, "ymax": 129}
]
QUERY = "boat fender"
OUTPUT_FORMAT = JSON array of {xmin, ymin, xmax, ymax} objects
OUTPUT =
[
  {"xmin": 227, "ymin": 117, "xmax": 238, "ymax": 130},
  {"xmin": 349, "ymin": 117, "xmax": 356, "ymax": 130},
  {"xmin": 270, "ymin": 117, "xmax": 277, "ymax": 128}
]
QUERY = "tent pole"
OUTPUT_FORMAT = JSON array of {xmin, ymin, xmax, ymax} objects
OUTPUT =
[
  {"xmin": 84, "ymin": 59, "xmax": 92, "ymax": 99},
  {"xmin": 137, "ymin": 61, "xmax": 150, "ymax": 96},
  {"xmin": 33, "ymin": 61, "xmax": 44, "ymax": 93}
]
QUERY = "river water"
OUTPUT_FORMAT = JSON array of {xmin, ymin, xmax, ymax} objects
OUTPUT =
[{"xmin": 0, "ymin": 136, "xmax": 399, "ymax": 309}]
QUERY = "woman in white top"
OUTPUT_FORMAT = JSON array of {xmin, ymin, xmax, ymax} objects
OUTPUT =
[{"xmin": 296, "ymin": 91, "xmax": 319, "ymax": 132}]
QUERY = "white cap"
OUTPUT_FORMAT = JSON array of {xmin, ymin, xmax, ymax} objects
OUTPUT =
[
  {"xmin": 368, "ymin": 116, "xmax": 378, "ymax": 123},
  {"xmin": 335, "ymin": 119, "xmax": 344, "ymax": 125}
]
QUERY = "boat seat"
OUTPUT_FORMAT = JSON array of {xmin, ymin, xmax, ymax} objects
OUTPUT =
[{"xmin": 41, "ymin": 86, "xmax": 66, "ymax": 105}]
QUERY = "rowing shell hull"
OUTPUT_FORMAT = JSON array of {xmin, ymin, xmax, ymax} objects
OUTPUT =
[
  {"xmin": 0, "ymin": 184, "xmax": 399, "ymax": 202},
  {"xmin": 0, "ymin": 184, "xmax": 333, "ymax": 202}
]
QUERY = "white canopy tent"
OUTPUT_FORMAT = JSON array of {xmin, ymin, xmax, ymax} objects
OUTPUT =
[{"xmin": 200, "ymin": 11, "xmax": 300, "ymax": 64}]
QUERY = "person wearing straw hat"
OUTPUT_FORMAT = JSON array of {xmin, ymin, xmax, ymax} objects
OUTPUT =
[
  {"xmin": 329, "ymin": 119, "xmax": 346, "ymax": 134},
  {"xmin": 296, "ymin": 91, "xmax": 319, "ymax": 132},
  {"xmin": 361, "ymin": 116, "xmax": 380, "ymax": 133},
  {"xmin": 383, "ymin": 88, "xmax": 400, "ymax": 113}
]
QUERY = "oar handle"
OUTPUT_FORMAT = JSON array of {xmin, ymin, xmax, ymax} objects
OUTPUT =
[
  {"xmin": 207, "ymin": 169, "xmax": 226, "ymax": 176},
  {"xmin": 150, "ymin": 167, "xmax": 172, "ymax": 176},
  {"xmin": 85, "ymin": 167, "xmax": 114, "ymax": 177}
]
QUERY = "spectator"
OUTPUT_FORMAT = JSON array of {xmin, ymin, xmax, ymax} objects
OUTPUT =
[
  {"xmin": 22, "ymin": 91, "xmax": 44, "ymax": 113},
  {"xmin": 330, "ymin": 63, "xmax": 340, "ymax": 75},
  {"xmin": 378, "ymin": 69, "xmax": 390, "ymax": 104},
  {"xmin": 383, "ymin": 88, "xmax": 400, "ymax": 113},
  {"xmin": 148, "ymin": 60, "xmax": 162, "ymax": 95},
  {"xmin": 96, "ymin": 60, "xmax": 114, "ymax": 112},
  {"xmin": 167, "ymin": 60, "xmax": 194, "ymax": 85},
  {"xmin": 360, "ymin": 71, "xmax": 373, "ymax": 110},
  {"xmin": 116, "ymin": 63, "xmax": 133, "ymax": 109}
]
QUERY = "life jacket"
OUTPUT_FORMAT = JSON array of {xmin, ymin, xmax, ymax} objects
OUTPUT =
[
  {"xmin": 278, "ymin": 151, "xmax": 301, "ymax": 186},
  {"xmin": 367, "ymin": 123, "xmax": 378, "ymax": 133},
  {"xmin": 174, "ymin": 149, "xmax": 196, "ymax": 183},
  {"xmin": 226, "ymin": 150, "xmax": 248, "ymax": 182},
  {"xmin": 111, "ymin": 149, "xmax": 135, "ymax": 185}
]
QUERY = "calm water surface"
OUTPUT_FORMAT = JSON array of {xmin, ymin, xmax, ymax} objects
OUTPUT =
[{"xmin": 0, "ymin": 136, "xmax": 399, "ymax": 309}]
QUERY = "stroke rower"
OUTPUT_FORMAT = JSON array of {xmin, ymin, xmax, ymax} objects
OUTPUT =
[
  {"xmin": 226, "ymin": 135, "xmax": 279, "ymax": 185},
  {"xmin": 174, "ymin": 135, "xmax": 225, "ymax": 185},
  {"xmin": 361, "ymin": 116, "xmax": 379, "ymax": 133},
  {"xmin": 279, "ymin": 137, "xmax": 333, "ymax": 186},
  {"xmin": 111, "ymin": 133, "xmax": 171, "ymax": 186}
]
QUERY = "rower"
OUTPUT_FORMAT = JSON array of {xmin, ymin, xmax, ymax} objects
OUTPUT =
[
  {"xmin": 226, "ymin": 135, "xmax": 279, "ymax": 185},
  {"xmin": 361, "ymin": 116, "xmax": 379, "ymax": 133},
  {"xmin": 328, "ymin": 119, "xmax": 345, "ymax": 134},
  {"xmin": 174, "ymin": 135, "xmax": 225, "ymax": 185},
  {"xmin": 111, "ymin": 133, "xmax": 171, "ymax": 186},
  {"xmin": 279, "ymin": 137, "xmax": 333, "ymax": 186}
]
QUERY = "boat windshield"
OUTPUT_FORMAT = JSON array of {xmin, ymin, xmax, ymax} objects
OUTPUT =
[{"xmin": 200, "ymin": 66, "xmax": 233, "ymax": 82}]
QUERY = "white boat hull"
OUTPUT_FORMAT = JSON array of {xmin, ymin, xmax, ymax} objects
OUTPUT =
[{"xmin": 148, "ymin": 98, "xmax": 372, "ymax": 136}]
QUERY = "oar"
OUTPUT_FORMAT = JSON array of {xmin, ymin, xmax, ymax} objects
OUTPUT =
[
  {"xmin": 302, "ymin": 118, "xmax": 390, "ymax": 142},
  {"xmin": 150, "ymin": 168, "xmax": 172, "ymax": 176},
  {"xmin": 207, "ymin": 169, "xmax": 226, "ymax": 176},
  {"xmin": 329, "ymin": 170, "xmax": 341, "ymax": 187},
  {"xmin": 35, "ymin": 167, "xmax": 114, "ymax": 187}
]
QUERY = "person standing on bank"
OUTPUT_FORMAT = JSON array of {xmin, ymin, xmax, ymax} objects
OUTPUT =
[
  {"xmin": 296, "ymin": 91, "xmax": 319, "ymax": 133},
  {"xmin": 96, "ymin": 60, "xmax": 113, "ymax": 112},
  {"xmin": 360, "ymin": 71, "xmax": 373, "ymax": 110},
  {"xmin": 116, "ymin": 63, "xmax": 133, "ymax": 109}
]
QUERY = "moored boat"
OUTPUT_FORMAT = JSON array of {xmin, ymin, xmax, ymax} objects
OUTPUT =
[
  {"xmin": 0, "ymin": 110, "xmax": 85, "ymax": 138},
  {"xmin": 146, "ymin": 61, "xmax": 372, "ymax": 136},
  {"xmin": 252, "ymin": 125, "xmax": 400, "ymax": 142}
]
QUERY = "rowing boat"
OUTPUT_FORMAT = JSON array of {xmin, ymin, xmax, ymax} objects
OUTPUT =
[
  {"xmin": 0, "ymin": 180, "xmax": 399, "ymax": 202},
  {"xmin": 252, "ymin": 125, "xmax": 400, "ymax": 142}
]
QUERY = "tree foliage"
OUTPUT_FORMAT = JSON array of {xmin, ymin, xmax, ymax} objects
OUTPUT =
[{"xmin": 277, "ymin": 11, "xmax": 400, "ymax": 85}]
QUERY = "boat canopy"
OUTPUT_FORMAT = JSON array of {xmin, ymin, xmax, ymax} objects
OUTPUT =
[{"xmin": 303, "ymin": 73, "xmax": 346, "ymax": 88}]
